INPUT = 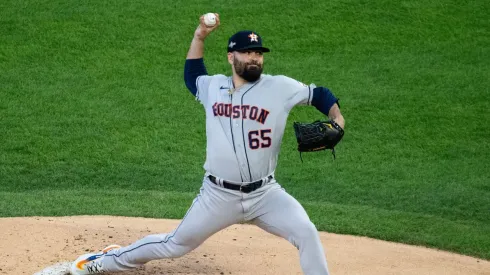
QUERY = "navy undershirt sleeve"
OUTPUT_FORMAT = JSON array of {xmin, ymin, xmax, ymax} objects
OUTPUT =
[
  {"xmin": 311, "ymin": 87, "xmax": 339, "ymax": 116},
  {"xmin": 184, "ymin": 58, "xmax": 208, "ymax": 96}
]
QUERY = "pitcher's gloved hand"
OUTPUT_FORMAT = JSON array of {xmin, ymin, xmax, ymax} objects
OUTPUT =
[{"xmin": 293, "ymin": 120, "xmax": 344, "ymax": 160}]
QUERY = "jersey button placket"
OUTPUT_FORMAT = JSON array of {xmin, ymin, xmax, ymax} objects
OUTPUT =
[
  {"xmin": 235, "ymin": 120, "xmax": 247, "ymax": 172},
  {"xmin": 232, "ymin": 94, "xmax": 248, "ymax": 180}
]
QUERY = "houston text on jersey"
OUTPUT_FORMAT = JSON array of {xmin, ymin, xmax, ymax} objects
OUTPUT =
[{"xmin": 212, "ymin": 102, "xmax": 270, "ymax": 124}]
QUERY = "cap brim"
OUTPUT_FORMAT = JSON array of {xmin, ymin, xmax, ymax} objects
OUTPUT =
[{"xmin": 233, "ymin": 45, "xmax": 270, "ymax": 53}]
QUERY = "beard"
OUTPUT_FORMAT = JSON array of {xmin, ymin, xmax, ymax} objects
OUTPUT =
[{"xmin": 234, "ymin": 57, "xmax": 263, "ymax": 82}]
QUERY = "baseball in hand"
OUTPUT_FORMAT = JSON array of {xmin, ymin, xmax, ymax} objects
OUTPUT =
[{"xmin": 203, "ymin": 13, "xmax": 217, "ymax": 27}]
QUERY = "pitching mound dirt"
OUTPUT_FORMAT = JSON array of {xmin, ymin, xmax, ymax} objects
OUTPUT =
[{"xmin": 0, "ymin": 216, "xmax": 488, "ymax": 275}]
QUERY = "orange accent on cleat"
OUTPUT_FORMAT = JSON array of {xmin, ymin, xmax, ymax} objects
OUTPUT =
[{"xmin": 102, "ymin": 244, "xmax": 121, "ymax": 253}]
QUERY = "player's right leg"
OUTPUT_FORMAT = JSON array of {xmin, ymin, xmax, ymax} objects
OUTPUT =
[{"xmin": 71, "ymin": 177, "xmax": 243, "ymax": 274}]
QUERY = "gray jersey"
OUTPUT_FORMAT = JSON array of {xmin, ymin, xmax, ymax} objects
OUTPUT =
[{"xmin": 196, "ymin": 74, "xmax": 315, "ymax": 182}]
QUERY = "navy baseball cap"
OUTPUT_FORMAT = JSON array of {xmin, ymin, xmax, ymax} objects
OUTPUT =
[{"xmin": 227, "ymin": 30, "xmax": 270, "ymax": 53}]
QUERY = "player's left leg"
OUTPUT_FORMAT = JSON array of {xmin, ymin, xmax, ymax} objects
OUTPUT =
[{"xmin": 247, "ymin": 183, "xmax": 329, "ymax": 275}]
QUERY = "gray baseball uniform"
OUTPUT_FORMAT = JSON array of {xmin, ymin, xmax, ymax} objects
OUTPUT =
[{"xmin": 96, "ymin": 74, "xmax": 330, "ymax": 275}]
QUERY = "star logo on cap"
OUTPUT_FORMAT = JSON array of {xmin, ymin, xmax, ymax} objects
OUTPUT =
[
  {"xmin": 229, "ymin": 41, "xmax": 236, "ymax": 48},
  {"xmin": 248, "ymin": 33, "xmax": 258, "ymax": 42}
]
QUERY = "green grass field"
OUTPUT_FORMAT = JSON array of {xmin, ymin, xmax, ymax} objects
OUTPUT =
[{"xmin": 1, "ymin": 0, "xmax": 489, "ymax": 260}]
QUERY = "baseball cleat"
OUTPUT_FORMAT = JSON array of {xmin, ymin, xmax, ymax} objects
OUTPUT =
[{"xmin": 70, "ymin": 244, "xmax": 121, "ymax": 274}]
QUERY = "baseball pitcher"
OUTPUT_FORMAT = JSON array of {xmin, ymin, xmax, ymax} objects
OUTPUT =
[{"xmin": 70, "ymin": 13, "xmax": 345, "ymax": 275}]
